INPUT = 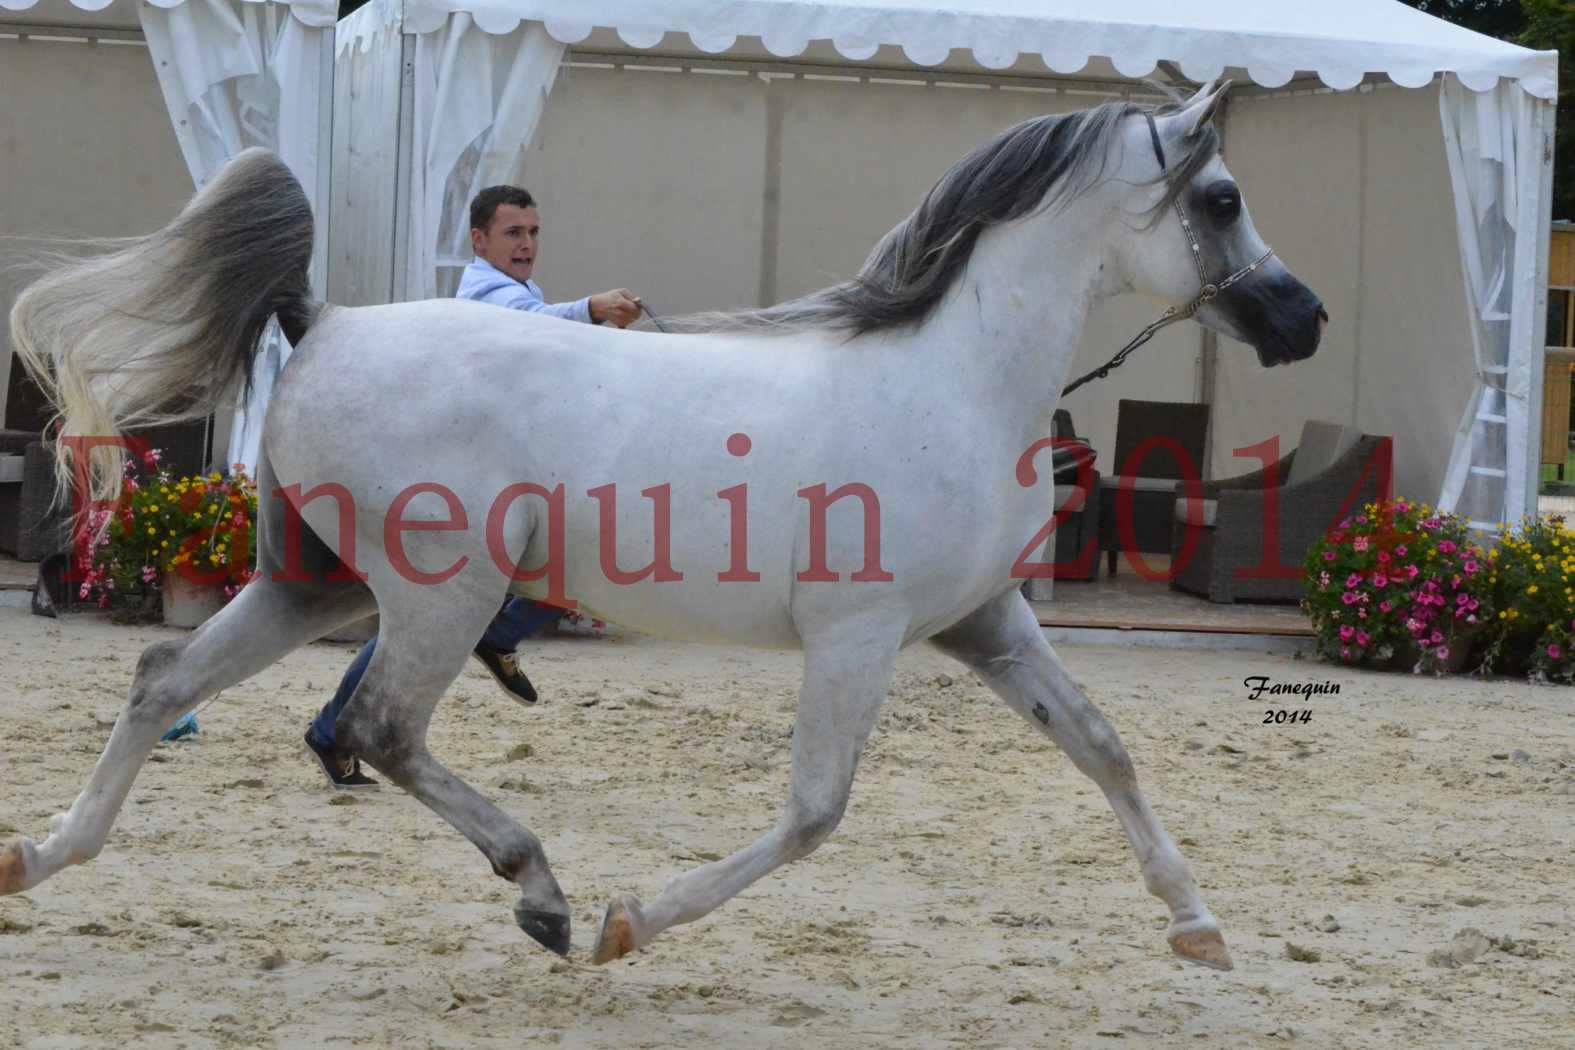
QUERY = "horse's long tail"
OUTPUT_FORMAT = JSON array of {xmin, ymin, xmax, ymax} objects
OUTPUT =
[{"xmin": 10, "ymin": 148, "xmax": 318, "ymax": 501}]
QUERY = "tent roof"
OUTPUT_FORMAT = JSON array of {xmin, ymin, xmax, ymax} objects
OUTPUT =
[
  {"xmin": 334, "ymin": 0, "xmax": 1557, "ymax": 99},
  {"xmin": 0, "ymin": 0, "xmax": 336, "ymax": 28}
]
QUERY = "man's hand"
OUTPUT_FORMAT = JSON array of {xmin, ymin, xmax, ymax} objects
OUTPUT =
[{"xmin": 588, "ymin": 289, "xmax": 641, "ymax": 329}]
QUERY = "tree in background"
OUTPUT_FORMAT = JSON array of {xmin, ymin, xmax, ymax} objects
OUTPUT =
[
  {"xmin": 1401, "ymin": 0, "xmax": 1572, "ymax": 220},
  {"xmin": 1521, "ymin": 0, "xmax": 1573, "ymax": 221}
]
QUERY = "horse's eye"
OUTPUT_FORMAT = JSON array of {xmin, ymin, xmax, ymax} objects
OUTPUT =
[{"xmin": 1204, "ymin": 180, "xmax": 1241, "ymax": 223}]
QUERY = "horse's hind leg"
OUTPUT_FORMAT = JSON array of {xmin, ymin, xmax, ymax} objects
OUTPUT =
[
  {"xmin": 931, "ymin": 588, "xmax": 1232, "ymax": 971},
  {"xmin": 332, "ymin": 589, "xmax": 572, "ymax": 956},
  {"xmin": 0, "ymin": 575, "xmax": 373, "ymax": 897},
  {"xmin": 591, "ymin": 615, "xmax": 904, "ymax": 964}
]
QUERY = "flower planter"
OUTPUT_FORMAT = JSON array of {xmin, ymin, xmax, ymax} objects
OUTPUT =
[
  {"xmin": 1377, "ymin": 636, "xmax": 1475, "ymax": 675},
  {"xmin": 1304, "ymin": 498, "xmax": 1493, "ymax": 678},
  {"xmin": 162, "ymin": 572, "xmax": 227, "ymax": 629}
]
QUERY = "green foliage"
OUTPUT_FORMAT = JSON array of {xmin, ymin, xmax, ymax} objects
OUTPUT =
[
  {"xmin": 1399, "ymin": 0, "xmax": 1527, "ymax": 41},
  {"xmin": 1478, "ymin": 514, "xmax": 1575, "ymax": 681},
  {"xmin": 1520, "ymin": 0, "xmax": 1575, "ymax": 221}
]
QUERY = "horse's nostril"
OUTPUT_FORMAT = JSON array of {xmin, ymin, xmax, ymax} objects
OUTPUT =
[{"xmin": 1317, "ymin": 306, "xmax": 1330, "ymax": 323}]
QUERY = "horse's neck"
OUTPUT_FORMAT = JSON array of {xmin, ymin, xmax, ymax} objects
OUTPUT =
[{"xmin": 917, "ymin": 204, "xmax": 1110, "ymax": 429}]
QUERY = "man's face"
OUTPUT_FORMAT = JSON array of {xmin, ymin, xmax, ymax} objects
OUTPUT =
[{"xmin": 471, "ymin": 203, "xmax": 540, "ymax": 285}]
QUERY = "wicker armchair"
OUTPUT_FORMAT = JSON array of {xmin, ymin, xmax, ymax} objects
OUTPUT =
[
  {"xmin": 1096, "ymin": 399, "xmax": 1211, "ymax": 576},
  {"xmin": 1022, "ymin": 409, "xmax": 1101, "ymax": 598},
  {"xmin": 1168, "ymin": 421, "xmax": 1393, "ymax": 603},
  {"xmin": 1049, "ymin": 409, "xmax": 1101, "ymax": 581}
]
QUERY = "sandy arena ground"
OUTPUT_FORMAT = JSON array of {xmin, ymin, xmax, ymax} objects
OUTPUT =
[{"xmin": 1, "ymin": 606, "xmax": 1573, "ymax": 1049}]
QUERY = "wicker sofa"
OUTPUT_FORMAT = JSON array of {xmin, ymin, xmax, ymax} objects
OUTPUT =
[{"xmin": 1168, "ymin": 420, "xmax": 1393, "ymax": 604}]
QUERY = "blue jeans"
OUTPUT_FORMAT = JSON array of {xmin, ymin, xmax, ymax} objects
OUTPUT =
[{"xmin": 308, "ymin": 597, "xmax": 565, "ymax": 749}]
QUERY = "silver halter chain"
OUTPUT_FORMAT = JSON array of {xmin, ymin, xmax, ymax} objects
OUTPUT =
[{"xmin": 1061, "ymin": 112, "xmax": 1275, "ymax": 397}]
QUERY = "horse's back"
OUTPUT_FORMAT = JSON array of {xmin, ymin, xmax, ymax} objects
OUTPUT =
[{"xmin": 265, "ymin": 298, "xmax": 1046, "ymax": 648}]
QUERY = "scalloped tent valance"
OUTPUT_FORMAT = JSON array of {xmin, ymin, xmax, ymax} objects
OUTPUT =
[
  {"xmin": 334, "ymin": 0, "xmax": 1558, "ymax": 99},
  {"xmin": 0, "ymin": 0, "xmax": 338, "ymax": 28}
]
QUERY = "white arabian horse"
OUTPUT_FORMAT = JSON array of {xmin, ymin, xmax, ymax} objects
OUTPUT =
[{"xmin": 5, "ymin": 81, "xmax": 1324, "ymax": 970}]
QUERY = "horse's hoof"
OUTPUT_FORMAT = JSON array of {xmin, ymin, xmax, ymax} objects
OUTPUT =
[
  {"xmin": 591, "ymin": 896, "xmax": 643, "ymax": 965},
  {"xmin": 1169, "ymin": 926, "xmax": 1234, "ymax": 971},
  {"xmin": 0, "ymin": 839, "xmax": 32, "ymax": 896},
  {"xmin": 514, "ymin": 901, "xmax": 572, "ymax": 957}
]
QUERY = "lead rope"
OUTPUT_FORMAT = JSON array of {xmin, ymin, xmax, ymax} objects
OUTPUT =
[{"xmin": 638, "ymin": 300, "xmax": 670, "ymax": 333}]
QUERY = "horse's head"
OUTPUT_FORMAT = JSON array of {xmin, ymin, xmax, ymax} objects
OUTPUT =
[{"xmin": 1109, "ymin": 82, "xmax": 1327, "ymax": 367}]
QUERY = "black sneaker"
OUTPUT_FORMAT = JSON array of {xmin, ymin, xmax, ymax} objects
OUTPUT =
[
  {"xmin": 472, "ymin": 645, "xmax": 539, "ymax": 706},
  {"xmin": 304, "ymin": 731, "xmax": 379, "ymax": 790}
]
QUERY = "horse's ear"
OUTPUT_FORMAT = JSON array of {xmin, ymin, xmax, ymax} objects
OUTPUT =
[{"xmin": 1179, "ymin": 78, "xmax": 1233, "ymax": 138}]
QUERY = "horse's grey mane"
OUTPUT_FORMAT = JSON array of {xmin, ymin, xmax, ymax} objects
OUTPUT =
[{"xmin": 666, "ymin": 98, "xmax": 1218, "ymax": 338}]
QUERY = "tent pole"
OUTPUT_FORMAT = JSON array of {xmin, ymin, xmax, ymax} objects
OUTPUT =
[
  {"xmin": 1195, "ymin": 92, "xmax": 1230, "ymax": 480},
  {"xmin": 1524, "ymin": 98, "xmax": 1558, "ymax": 519},
  {"xmin": 390, "ymin": 31, "xmax": 416, "ymax": 303},
  {"xmin": 312, "ymin": 27, "xmax": 334, "ymax": 302},
  {"xmin": 756, "ymin": 73, "xmax": 785, "ymax": 308}
]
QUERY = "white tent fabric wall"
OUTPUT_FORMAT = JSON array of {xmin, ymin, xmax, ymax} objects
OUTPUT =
[
  {"xmin": 138, "ymin": 0, "xmax": 333, "ymax": 475},
  {"xmin": 0, "ymin": 19, "xmax": 193, "ymax": 434},
  {"xmin": 1437, "ymin": 77, "xmax": 1548, "ymax": 532}
]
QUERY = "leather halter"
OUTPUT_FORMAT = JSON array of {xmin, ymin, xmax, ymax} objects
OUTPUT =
[{"xmin": 1062, "ymin": 111, "xmax": 1276, "ymax": 397}]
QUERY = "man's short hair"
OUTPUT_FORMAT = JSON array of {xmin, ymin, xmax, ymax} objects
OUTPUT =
[{"xmin": 470, "ymin": 186, "xmax": 536, "ymax": 233}]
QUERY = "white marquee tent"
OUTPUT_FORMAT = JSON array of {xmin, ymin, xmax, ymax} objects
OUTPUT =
[{"xmin": 0, "ymin": 0, "xmax": 1560, "ymax": 537}]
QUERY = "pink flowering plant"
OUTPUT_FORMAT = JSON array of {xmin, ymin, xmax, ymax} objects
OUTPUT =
[
  {"xmin": 1477, "ymin": 515, "xmax": 1575, "ymax": 683},
  {"xmin": 77, "ymin": 447, "xmax": 259, "ymax": 610},
  {"xmin": 1301, "ymin": 498, "xmax": 1491, "ymax": 673}
]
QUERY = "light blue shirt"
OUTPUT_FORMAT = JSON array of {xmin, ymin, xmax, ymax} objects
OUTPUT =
[{"xmin": 455, "ymin": 256, "xmax": 592, "ymax": 324}]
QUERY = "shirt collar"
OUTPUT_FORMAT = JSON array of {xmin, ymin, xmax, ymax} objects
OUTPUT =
[{"xmin": 470, "ymin": 256, "xmax": 534, "ymax": 292}]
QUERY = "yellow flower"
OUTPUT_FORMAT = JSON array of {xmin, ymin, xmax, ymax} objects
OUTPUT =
[
  {"xmin": 1527, "ymin": 585, "xmax": 1538, "ymax": 596},
  {"xmin": 208, "ymin": 504, "xmax": 218, "ymax": 513},
  {"xmin": 146, "ymin": 526, "xmax": 156, "ymax": 535},
  {"xmin": 160, "ymin": 540, "xmax": 169, "ymax": 548},
  {"xmin": 168, "ymin": 529, "xmax": 176, "ymax": 537},
  {"xmin": 1498, "ymin": 611, "xmax": 1507, "ymax": 619},
  {"xmin": 208, "ymin": 554, "xmax": 220, "ymax": 565}
]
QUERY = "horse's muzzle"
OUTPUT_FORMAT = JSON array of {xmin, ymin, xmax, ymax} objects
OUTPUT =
[{"xmin": 1218, "ymin": 271, "xmax": 1326, "ymax": 367}]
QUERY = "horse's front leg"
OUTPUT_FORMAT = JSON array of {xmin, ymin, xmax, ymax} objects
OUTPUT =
[
  {"xmin": 932, "ymin": 588, "xmax": 1232, "ymax": 970},
  {"xmin": 592, "ymin": 614, "xmax": 904, "ymax": 964}
]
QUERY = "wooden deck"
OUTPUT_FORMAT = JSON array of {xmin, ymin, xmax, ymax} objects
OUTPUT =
[
  {"xmin": 2, "ymin": 552, "xmax": 1312, "ymax": 639},
  {"xmin": 0, "ymin": 554, "xmax": 35, "ymax": 591},
  {"xmin": 1032, "ymin": 555, "xmax": 1313, "ymax": 637}
]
